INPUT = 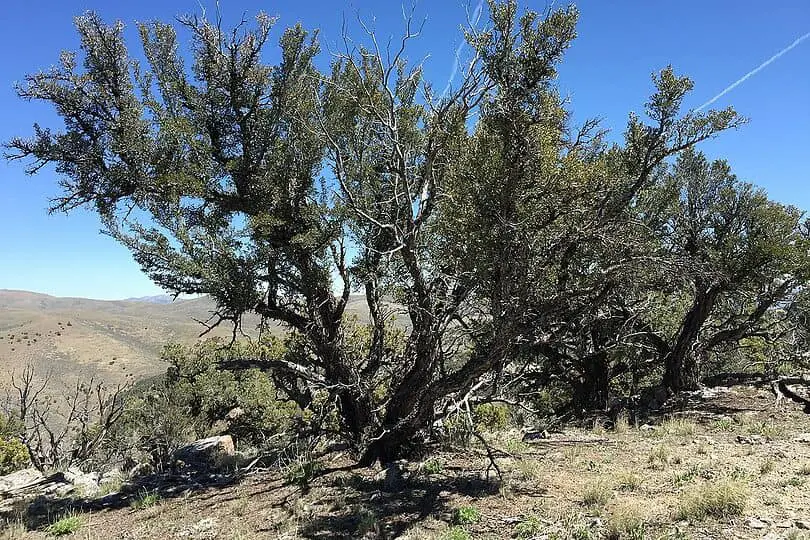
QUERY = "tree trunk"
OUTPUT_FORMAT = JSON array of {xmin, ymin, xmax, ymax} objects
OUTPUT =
[
  {"xmin": 573, "ymin": 354, "xmax": 610, "ymax": 411},
  {"xmin": 663, "ymin": 285, "xmax": 720, "ymax": 392}
]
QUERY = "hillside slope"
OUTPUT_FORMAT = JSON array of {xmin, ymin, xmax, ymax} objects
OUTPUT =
[{"xmin": 0, "ymin": 290, "xmax": 279, "ymax": 392}]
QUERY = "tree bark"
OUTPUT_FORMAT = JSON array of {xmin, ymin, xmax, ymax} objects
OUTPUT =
[{"xmin": 663, "ymin": 285, "xmax": 721, "ymax": 392}]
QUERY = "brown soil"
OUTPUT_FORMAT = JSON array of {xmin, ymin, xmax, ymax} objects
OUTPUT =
[{"xmin": 3, "ymin": 384, "xmax": 810, "ymax": 539}]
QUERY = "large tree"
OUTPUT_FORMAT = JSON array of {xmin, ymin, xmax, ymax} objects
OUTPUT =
[{"xmin": 7, "ymin": 2, "xmax": 743, "ymax": 463}]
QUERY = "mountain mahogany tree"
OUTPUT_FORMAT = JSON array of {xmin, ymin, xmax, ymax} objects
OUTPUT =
[{"xmin": 7, "ymin": 1, "xmax": 742, "ymax": 463}]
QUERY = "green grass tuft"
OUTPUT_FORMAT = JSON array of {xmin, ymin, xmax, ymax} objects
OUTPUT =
[{"xmin": 46, "ymin": 514, "xmax": 82, "ymax": 536}]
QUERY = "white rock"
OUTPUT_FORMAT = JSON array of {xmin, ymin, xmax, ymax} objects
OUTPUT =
[
  {"xmin": 744, "ymin": 517, "xmax": 767, "ymax": 529},
  {"xmin": 64, "ymin": 467, "xmax": 100, "ymax": 496},
  {"xmin": 0, "ymin": 468, "xmax": 44, "ymax": 493}
]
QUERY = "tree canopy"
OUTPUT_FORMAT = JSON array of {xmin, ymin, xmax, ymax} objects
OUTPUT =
[{"xmin": 7, "ymin": 0, "xmax": 808, "ymax": 464}]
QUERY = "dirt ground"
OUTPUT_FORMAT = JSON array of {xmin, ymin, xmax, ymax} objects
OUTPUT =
[{"xmin": 3, "ymin": 383, "xmax": 810, "ymax": 539}]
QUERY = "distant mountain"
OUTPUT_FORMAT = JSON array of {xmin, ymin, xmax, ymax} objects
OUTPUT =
[{"xmin": 124, "ymin": 294, "xmax": 176, "ymax": 304}]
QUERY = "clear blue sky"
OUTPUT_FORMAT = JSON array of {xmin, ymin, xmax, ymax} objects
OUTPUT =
[{"xmin": 1, "ymin": 1, "xmax": 808, "ymax": 300}]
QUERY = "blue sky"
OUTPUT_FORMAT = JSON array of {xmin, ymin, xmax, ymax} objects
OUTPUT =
[{"xmin": 1, "ymin": 0, "xmax": 808, "ymax": 300}]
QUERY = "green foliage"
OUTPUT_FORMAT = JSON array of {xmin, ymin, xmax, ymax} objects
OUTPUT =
[
  {"xmin": 422, "ymin": 458, "xmax": 445, "ymax": 475},
  {"xmin": 452, "ymin": 505, "xmax": 481, "ymax": 526},
  {"xmin": 441, "ymin": 526, "xmax": 472, "ymax": 540},
  {"xmin": 10, "ymin": 0, "xmax": 802, "ymax": 463},
  {"xmin": 514, "ymin": 515, "xmax": 544, "ymax": 539},
  {"xmin": 163, "ymin": 338, "xmax": 302, "ymax": 442},
  {"xmin": 0, "ymin": 437, "xmax": 30, "ymax": 475},
  {"xmin": 284, "ymin": 459, "xmax": 323, "ymax": 487},
  {"xmin": 0, "ymin": 412, "xmax": 29, "ymax": 474},
  {"xmin": 102, "ymin": 337, "xmax": 305, "ymax": 470},
  {"xmin": 130, "ymin": 490, "xmax": 161, "ymax": 510},
  {"xmin": 45, "ymin": 514, "xmax": 82, "ymax": 536},
  {"xmin": 473, "ymin": 403, "xmax": 511, "ymax": 432}
]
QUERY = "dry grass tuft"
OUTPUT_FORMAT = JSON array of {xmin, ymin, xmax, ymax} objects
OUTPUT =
[
  {"xmin": 675, "ymin": 480, "xmax": 748, "ymax": 521},
  {"xmin": 581, "ymin": 480, "xmax": 613, "ymax": 507}
]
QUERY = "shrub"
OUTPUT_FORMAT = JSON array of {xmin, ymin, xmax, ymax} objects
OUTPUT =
[
  {"xmin": 0, "ymin": 436, "xmax": 29, "ymax": 475},
  {"xmin": 423, "ymin": 458, "xmax": 444, "ymax": 475},
  {"xmin": 100, "ymin": 337, "xmax": 310, "ymax": 471},
  {"xmin": 605, "ymin": 505, "xmax": 646, "ymax": 540},
  {"xmin": 616, "ymin": 472, "xmax": 642, "ymax": 492},
  {"xmin": 473, "ymin": 403, "xmax": 510, "ymax": 432},
  {"xmin": 442, "ymin": 414, "xmax": 474, "ymax": 448},
  {"xmin": 452, "ymin": 505, "xmax": 481, "ymax": 526},
  {"xmin": 713, "ymin": 418, "xmax": 733, "ymax": 432},
  {"xmin": 514, "ymin": 515, "xmax": 543, "ymax": 539},
  {"xmin": 648, "ymin": 445, "xmax": 673, "ymax": 469},
  {"xmin": 284, "ymin": 459, "xmax": 323, "ymax": 487},
  {"xmin": 660, "ymin": 417, "xmax": 697, "ymax": 436},
  {"xmin": 675, "ymin": 481, "xmax": 748, "ymax": 521},
  {"xmin": 441, "ymin": 526, "xmax": 471, "ymax": 540}
]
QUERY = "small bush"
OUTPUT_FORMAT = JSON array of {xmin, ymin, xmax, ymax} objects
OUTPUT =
[
  {"xmin": 675, "ymin": 481, "xmax": 748, "ymax": 521},
  {"xmin": 422, "ymin": 458, "xmax": 444, "ymax": 475},
  {"xmin": 514, "ymin": 515, "xmax": 543, "ymax": 539},
  {"xmin": 474, "ymin": 403, "xmax": 510, "ymax": 432},
  {"xmin": 672, "ymin": 464, "xmax": 705, "ymax": 485},
  {"xmin": 798, "ymin": 463, "xmax": 810, "ymax": 476},
  {"xmin": 648, "ymin": 445, "xmax": 672, "ymax": 469},
  {"xmin": 0, "ymin": 437, "xmax": 30, "ymax": 475},
  {"xmin": 605, "ymin": 506, "xmax": 646, "ymax": 540},
  {"xmin": 613, "ymin": 413, "xmax": 630, "ymax": 434},
  {"xmin": 0, "ymin": 413, "xmax": 29, "ymax": 475},
  {"xmin": 746, "ymin": 420, "xmax": 784, "ymax": 439},
  {"xmin": 285, "ymin": 460, "xmax": 323, "ymax": 487},
  {"xmin": 660, "ymin": 417, "xmax": 697, "ymax": 436},
  {"xmin": 713, "ymin": 418, "xmax": 733, "ymax": 432},
  {"xmin": 46, "ymin": 514, "xmax": 82, "ymax": 536},
  {"xmin": 452, "ymin": 505, "xmax": 481, "ymax": 525},
  {"xmin": 441, "ymin": 526, "xmax": 471, "ymax": 540},
  {"xmin": 442, "ymin": 414, "xmax": 474, "ymax": 448}
]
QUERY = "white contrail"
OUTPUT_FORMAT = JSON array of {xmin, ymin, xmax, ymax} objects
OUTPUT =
[
  {"xmin": 442, "ymin": 0, "xmax": 484, "ymax": 98},
  {"xmin": 697, "ymin": 31, "xmax": 810, "ymax": 111}
]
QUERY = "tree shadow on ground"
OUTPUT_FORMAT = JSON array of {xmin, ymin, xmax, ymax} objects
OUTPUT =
[
  {"xmin": 291, "ymin": 465, "xmax": 503, "ymax": 539},
  {"xmin": 19, "ymin": 466, "xmax": 241, "ymax": 530}
]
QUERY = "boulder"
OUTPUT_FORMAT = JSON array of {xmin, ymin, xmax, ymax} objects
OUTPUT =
[
  {"xmin": 0, "ymin": 468, "xmax": 45, "ymax": 494},
  {"xmin": 64, "ymin": 467, "xmax": 100, "ymax": 497},
  {"xmin": 173, "ymin": 435, "xmax": 236, "ymax": 469}
]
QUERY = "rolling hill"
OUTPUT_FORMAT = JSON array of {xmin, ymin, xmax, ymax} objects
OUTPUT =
[{"xmin": 0, "ymin": 290, "xmax": 275, "ymax": 396}]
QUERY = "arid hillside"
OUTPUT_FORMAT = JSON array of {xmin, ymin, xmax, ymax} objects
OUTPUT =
[
  {"xmin": 0, "ymin": 290, "xmax": 392, "ymax": 395},
  {"xmin": 0, "ymin": 290, "xmax": 250, "ymax": 389}
]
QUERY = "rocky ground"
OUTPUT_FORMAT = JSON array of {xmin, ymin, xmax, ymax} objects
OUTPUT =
[{"xmin": 2, "ymin": 383, "xmax": 810, "ymax": 539}]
